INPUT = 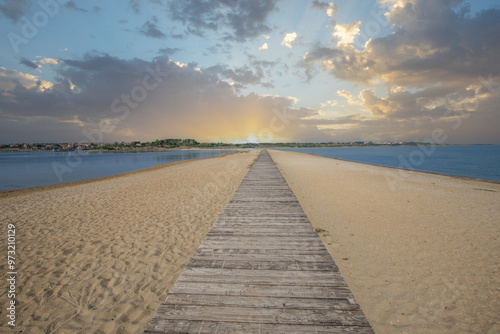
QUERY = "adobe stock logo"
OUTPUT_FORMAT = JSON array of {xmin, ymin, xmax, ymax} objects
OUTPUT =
[{"xmin": 7, "ymin": 0, "xmax": 66, "ymax": 54}]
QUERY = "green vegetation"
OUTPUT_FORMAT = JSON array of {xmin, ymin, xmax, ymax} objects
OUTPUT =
[{"xmin": 0, "ymin": 139, "xmax": 437, "ymax": 152}]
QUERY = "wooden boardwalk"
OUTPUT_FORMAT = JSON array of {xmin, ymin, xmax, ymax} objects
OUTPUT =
[{"xmin": 144, "ymin": 150, "xmax": 374, "ymax": 333}]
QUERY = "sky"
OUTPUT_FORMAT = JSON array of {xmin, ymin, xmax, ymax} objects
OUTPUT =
[{"xmin": 0, "ymin": 0, "xmax": 499, "ymax": 144}]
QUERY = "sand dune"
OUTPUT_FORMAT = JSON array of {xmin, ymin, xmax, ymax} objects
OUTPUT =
[
  {"xmin": 269, "ymin": 150, "xmax": 500, "ymax": 334},
  {"xmin": 0, "ymin": 150, "xmax": 259, "ymax": 333}
]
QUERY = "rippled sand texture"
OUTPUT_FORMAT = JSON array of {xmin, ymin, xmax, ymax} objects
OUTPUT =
[
  {"xmin": 269, "ymin": 149, "xmax": 500, "ymax": 334},
  {"xmin": 0, "ymin": 150, "xmax": 259, "ymax": 334}
]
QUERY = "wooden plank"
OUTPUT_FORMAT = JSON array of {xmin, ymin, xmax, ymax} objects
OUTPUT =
[
  {"xmin": 202, "ymin": 236, "xmax": 323, "ymax": 243},
  {"xmin": 168, "ymin": 282, "xmax": 355, "ymax": 299},
  {"xmin": 163, "ymin": 294, "xmax": 360, "ymax": 310},
  {"xmin": 191, "ymin": 253, "xmax": 335, "ymax": 263},
  {"xmin": 186, "ymin": 259, "xmax": 338, "ymax": 271},
  {"xmin": 208, "ymin": 226, "xmax": 315, "ymax": 232},
  {"xmin": 177, "ymin": 268, "xmax": 347, "ymax": 286},
  {"xmin": 144, "ymin": 149, "xmax": 373, "ymax": 333},
  {"xmin": 146, "ymin": 320, "xmax": 374, "ymax": 334},
  {"xmin": 198, "ymin": 241, "xmax": 327, "ymax": 250},
  {"xmin": 194, "ymin": 248, "xmax": 331, "ymax": 256},
  {"xmin": 150, "ymin": 305, "xmax": 370, "ymax": 326}
]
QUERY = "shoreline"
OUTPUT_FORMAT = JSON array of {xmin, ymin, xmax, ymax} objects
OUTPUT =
[
  {"xmin": 269, "ymin": 150, "xmax": 500, "ymax": 333},
  {"xmin": 273, "ymin": 149, "xmax": 500, "ymax": 185},
  {"xmin": 0, "ymin": 151, "xmax": 242, "ymax": 198}
]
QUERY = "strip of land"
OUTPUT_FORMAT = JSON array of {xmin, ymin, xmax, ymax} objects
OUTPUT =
[
  {"xmin": 1, "ymin": 149, "xmax": 498, "ymax": 333},
  {"xmin": 269, "ymin": 149, "xmax": 500, "ymax": 334}
]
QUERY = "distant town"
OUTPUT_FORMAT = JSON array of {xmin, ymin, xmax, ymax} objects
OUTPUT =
[{"xmin": 0, "ymin": 139, "xmax": 436, "ymax": 152}]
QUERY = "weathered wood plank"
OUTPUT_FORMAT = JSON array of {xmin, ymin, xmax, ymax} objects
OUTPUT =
[
  {"xmin": 177, "ymin": 268, "xmax": 347, "ymax": 286},
  {"xmin": 202, "ymin": 236, "xmax": 323, "ymax": 243},
  {"xmin": 168, "ymin": 282, "xmax": 356, "ymax": 299},
  {"xmin": 150, "ymin": 305, "xmax": 370, "ymax": 326},
  {"xmin": 163, "ymin": 294, "xmax": 360, "ymax": 310},
  {"xmin": 191, "ymin": 253, "xmax": 335, "ymax": 263},
  {"xmin": 145, "ymin": 320, "xmax": 374, "ymax": 334},
  {"xmin": 198, "ymin": 241, "xmax": 327, "ymax": 250},
  {"xmin": 144, "ymin": 150, "xmax": 373, "ymax": 333},
  {"xmin": 194, "ymin": 248, "xmax": 331, "ymax": 257},
  {"xmin": 186, "ymin": 259, "xmax": 338, "ymax": 271}
]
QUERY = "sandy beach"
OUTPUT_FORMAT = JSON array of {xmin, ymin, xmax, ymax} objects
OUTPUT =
[
  {"xmin": 0, "ymin": 150, "xmax": 259, "ymax": 333},
  {"xmin": 269, "ymin": 150, "xmax": 500, "ymax": 334},
  {"xmin": 1, "ymin": 148, "xmax": 499, "ymax": 333}
]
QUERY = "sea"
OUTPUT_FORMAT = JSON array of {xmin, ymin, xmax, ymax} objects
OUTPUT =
[
  {"xmin": 1, "ymin": 145, "xmax": 499, "ymax": 191},
  {"xmin": 0, "ymin": 150, "xmax": 237, "ymax": 191},
  {"xmin": 277, "ymin": 145, "xmax": 500, "ymax": 183}
]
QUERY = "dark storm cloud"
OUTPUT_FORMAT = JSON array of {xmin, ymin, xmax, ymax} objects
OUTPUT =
[{"xmin": 19, "ymin": 57, "xmax": 39, "ymax": 69}]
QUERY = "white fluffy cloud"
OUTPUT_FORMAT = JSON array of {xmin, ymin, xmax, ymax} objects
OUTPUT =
[
  {"xmin": 326, "ymin": 2, "xmax": 338, "ymax": 17},
  {"xmin": 333, "ymin": 21, "xmax": 361, "ymax": 48},
  {"xmin": 259, "ymin": 43, "xmax": 268, "ymax": 51},
  {"xmin": 39, "ymin": 58, "xmax": 59, "ymax": 65},
  {"xmin": 281, "ymin": 32, "xmax": 297, "ymax": 48},
  {"xmin": 0, "ymin": 67, "xmax": 53, "ymax": 92}
]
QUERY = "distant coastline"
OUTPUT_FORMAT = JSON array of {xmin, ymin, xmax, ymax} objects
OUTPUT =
[{"xmin": 0, "ymin": 137, "xmax": 448, "ymax": 153}]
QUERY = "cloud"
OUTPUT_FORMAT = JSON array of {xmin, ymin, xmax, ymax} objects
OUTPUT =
[
  {"xmin": 300, "ymin": 1, "xmax": 500, "ymax": 143},
  {"xmin": 259, "ymin": 43, "xmax": 268, "ymax": 51},
  {"xmin": 311, "ymin": 1, "xmax": 330, "ymax": 10},
  {"xmin": 204, "ymin": 64, "xmax": 270, "ymax": 89},
  {"xmin": 158, "ymin": 48, "xmax": 181, "ymax": 56},
  {"xmin": 0, "ymin": 67, "xmax": 52, "ymax": 92},
  {"xmin": 129, "ymin": 0, "xmax": 141, "ymax": 14},
  {"xmin": 166, "ymin": 0, "xmax": 278, "ymax": 42},
  {"xmin": 1, "ymin": 50, "xmax": 498, "ymax": 144},
  {"xmin": 19, "ymin": 57, "xmax": 59, "ymax": 70},
  {"xmin": 0, "ymin": 53, "xmax": 329, "ymax": 144},
  {"xmin": 326, "ymin": 2, "xmax": 339, "ymax": 17},
  {"xmin": 39, "ymin": 58, "xmax": 59, "ymax": 65},
  {"xmin": 311, "ymin": 1, "xmax": 338, "ymax": 20},
  {"xmin": 0, "ymin": 0, "xmax": 31, "ymax": 22},
  {"xmin": 305, "ymin": 0, "xmax": 500, "ymax": 87},
  {"xmin": 139, "ymin": 16, "xmax": 166, "ymax": 39},
  {"xmin": 333, "ymin": 21, "xmax": 361, "ymax": 47},
  {"xmin": 19, "ymin": 58, "xmax": 39, "ymax": 69},
  {"xmin": 325, "ymin": 81, "xmax": 500, "ymax": 143},
  {"xmin": 281, "ymin": 32, "xmax": 297, "ymax": 48},
  {"xmin": 65, "ymin": 1, "xmax": 88, "ymax": 13}
]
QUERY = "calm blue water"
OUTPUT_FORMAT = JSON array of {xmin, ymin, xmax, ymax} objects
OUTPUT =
[
  {"xmin": 278, "ymin": 145, "xmax": 500, "ymax": 183},
  {"xmin": 0, "ymin": 150, "xmax": 237, "ymax": 191}
]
